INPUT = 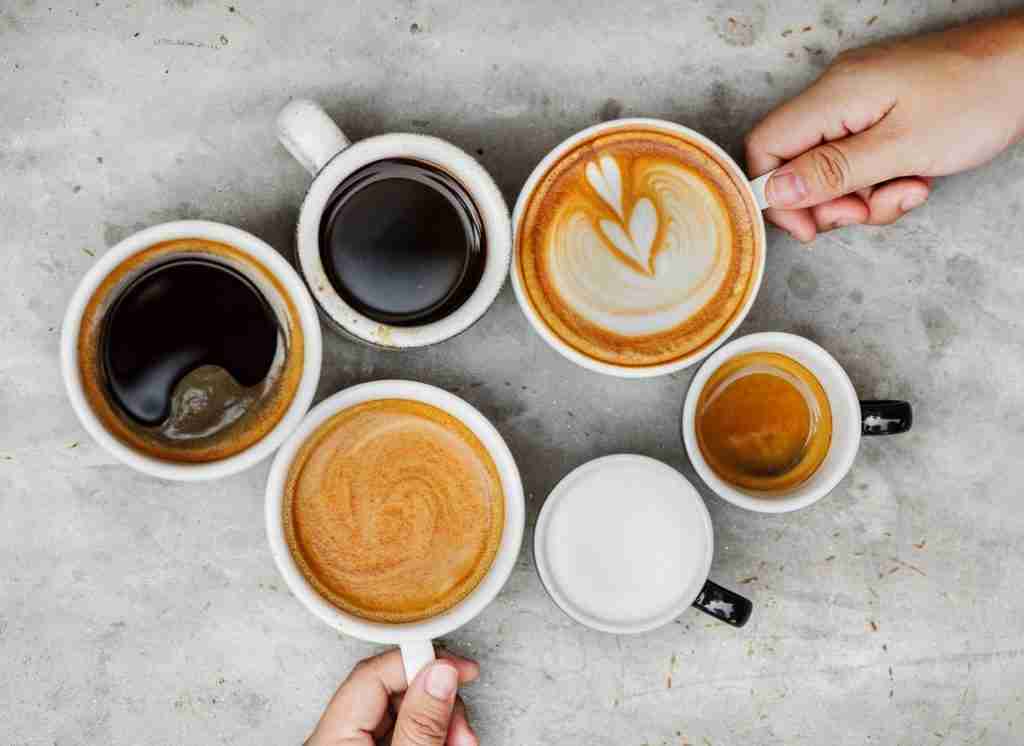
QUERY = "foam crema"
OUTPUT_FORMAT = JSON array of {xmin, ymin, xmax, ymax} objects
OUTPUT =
[
  {"xmin": 283, "ymin": 399, "xmax": 505, "ymax": 624},
  {"xmin": 518, "ymin": 128, "xmax": 760, "ymax": 367}
]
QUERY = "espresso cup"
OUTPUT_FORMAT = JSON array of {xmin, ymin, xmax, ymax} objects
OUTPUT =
[
  {"xmin": 265, "ymin": 380, "xmax": 525, "ymax": 683},
  {"xmin": 512, "ymin": 118, "xmax": 776, "ymax": 378},
  {"xmin": 534, "ymin": 454, "xmax": 751, "ymax": 633},
  {"xmin": 276, "ymin": 99, "xmax": 511, "ymax": 349},
  {"xmin": 682, "ymin": 332, "xmax": 913, "ymax": 513},
  {"xmin": 61, "ymin": 220, "xmax": 323, "ymax": 481}
]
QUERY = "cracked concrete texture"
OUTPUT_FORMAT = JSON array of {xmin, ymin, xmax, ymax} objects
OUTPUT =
[{"xmin": 2, "ymin": 1, "xmax": 1023, "ymax": 744}]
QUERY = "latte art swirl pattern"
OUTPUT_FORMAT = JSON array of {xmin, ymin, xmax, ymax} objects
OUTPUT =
[
  {"xmin": 283, "ymin": 400, "xmax": 504, "ymax": 623},
  {"xmin": 518, "ymin": 129, "xmax": 759, "ymax": 367}
]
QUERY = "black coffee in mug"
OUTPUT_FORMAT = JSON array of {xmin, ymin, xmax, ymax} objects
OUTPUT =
[{"xmin": 318, "ymin": 159, "xmax": 486, "ymax": 326}]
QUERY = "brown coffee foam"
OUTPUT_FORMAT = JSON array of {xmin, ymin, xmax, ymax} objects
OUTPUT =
[
  {"xmin": 517, "ymin": 128, "xmax": 761, "ymax": 367},
  {"xmin": 77, "ymin": 238, "xmax": 305, "ymax": 463},
  {"xmin": 282, "ymin": 399, "xmax": 505, "ymax": 624}
]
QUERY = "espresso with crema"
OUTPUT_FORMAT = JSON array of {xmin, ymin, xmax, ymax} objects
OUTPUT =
[
  {"xmin": 517, "ymin": 128, "xmax": 760, "ymax": 367},
  {"xmin": 77, "ymin": 239, "xmax": 305, "ymax": 463},
  {"xmin": 695, "ymin": 351, "xmax": 832, "ymax": 492},
  {"xmin": 283, "ymin": 399, "xmax": 505, "ymax": 623}
]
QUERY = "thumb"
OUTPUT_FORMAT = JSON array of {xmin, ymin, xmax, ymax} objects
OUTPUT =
[
  {"xmin": 392, "ymin": 661, "xmax": 459, "ymax": 746},
  {"xmin": 764, "ymin": 127, "xmax": 911, "ymax": 209}
]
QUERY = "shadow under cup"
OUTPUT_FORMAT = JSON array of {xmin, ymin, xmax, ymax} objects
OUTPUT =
[{"xmin": 72, "ymin": 234, "xmax": 308, "ymax": 467}]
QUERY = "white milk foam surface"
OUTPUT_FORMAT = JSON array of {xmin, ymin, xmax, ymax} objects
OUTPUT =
[{"xmin": 540, "ymin": 459, "xmax": 709, "ymax": 628}]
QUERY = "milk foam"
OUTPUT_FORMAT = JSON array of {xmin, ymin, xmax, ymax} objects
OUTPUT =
[
  {"xmin": 547, "ymin": 153, "xmax": 734, "ymax": 337},
  {"xmin": 539, "ymin": 459, "xmax": 709, "ymax": 628}
]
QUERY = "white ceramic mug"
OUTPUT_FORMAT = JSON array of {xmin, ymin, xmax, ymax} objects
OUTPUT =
[
  {"xmin": 533, "ymin": 454, "xmax": 751, "ymax": 633},
  {"xmin": 61, "ymin": 220, "xmax": 323, "ymax": 482},
  {"xmin": 276, "ymin": 99, "xmax": 512, "ymax": 349},
  {"xmin": 264, "ymin": 380, "xmax": 525, "ymax": 683},
  {"xmin": 511, "ymin": 118, "xmax": 775, "ymax": 378},
  {"xmin": 682, "ymin": 332, "xmax": 913, "ymax": 513}
]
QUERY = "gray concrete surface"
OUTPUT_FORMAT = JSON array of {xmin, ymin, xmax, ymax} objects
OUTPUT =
[{"xmin": 3, "ymin": 1, "xmax": 1023, "ymax": 743}]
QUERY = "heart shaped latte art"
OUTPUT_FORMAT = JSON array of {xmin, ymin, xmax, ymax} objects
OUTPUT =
[{"xmin": 546, "ymin": 153, "xmax": 737, "ymax": 337}]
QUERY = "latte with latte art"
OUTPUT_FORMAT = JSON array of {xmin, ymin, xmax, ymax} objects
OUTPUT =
[{"xmin": 517, "ymin": 128, "xmax": 760, "ymax": 367}]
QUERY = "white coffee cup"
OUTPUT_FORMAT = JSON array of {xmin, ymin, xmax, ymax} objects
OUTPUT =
[
  {"xmin": 264, "ymin": 380, "xmax": 525, "ymax": 683},
  {"xmin": 682, "ymin": 332, "xmax": 913, "ymax": 513},
  {"xmin": 276, "ymin": 99, "xmax": 511, "ymax": 349},
  {"xmin": 61, "ymin": 220, "xmax": 323, "ymax": 482},
  {"xmin": 511, "ymin": 118, "xmax": 775, "ymax": 378},
  {"xmin": 534, "ymin": 454, "xmax": 751, "ymax": 634}
]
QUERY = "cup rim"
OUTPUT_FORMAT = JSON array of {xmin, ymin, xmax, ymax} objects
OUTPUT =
[
  {"xmin": 264, "ymin": 380, "xmax": 526, "ymax": 644},
  {"xmin": 510, "ymin": 117, "xmax": 767, "ymax": 378},
  {"xmin": 295, "ymin": 133, "xmax": 511, "ymax": 349},
  {"xmin": 59, "ymin": 220, "xmax": 323, "ymax": 482},
  {"xmin": 681, "ymin": 332, "xmax": 862, "ymax": 513},
  {"xmin": 533, "ymin": 454, "xmax": 714, "ymax": 634}
]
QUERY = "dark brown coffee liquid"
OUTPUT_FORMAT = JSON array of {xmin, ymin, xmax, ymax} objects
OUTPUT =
[
  {"xmin": 101, "ymin": 260, "xmax": 280, "ymax": 426},
  {"xmin": 318, "ymin": 159, "xmax": 485, "ymax": 326}
]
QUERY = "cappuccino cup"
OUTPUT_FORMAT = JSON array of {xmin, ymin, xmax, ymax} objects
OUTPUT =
[
  {"xmin": 277, "ymin": 100, "xmax": 511, "ymax": 349},
  {"xmin": 265, "ymin": 380, "xmax": 525, "ymax": 683},
  {"xmin": 512, "ymin": 118, "xmax": 776, "ymax": 377},
  {"xmin": 61, "ymin": 221, "xmax": 322, "ymax": 481},
  {"xmin": 682, "ymin": 332, "xmax": 913, "ymax": 513}
]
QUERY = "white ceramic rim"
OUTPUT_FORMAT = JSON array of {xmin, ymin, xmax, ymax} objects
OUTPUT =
[
  {"xmin": 510, "ymin": 117, "xmax": 767, "ymax": 378},
  {"xmin": 60, "ymin": 220, "xmax": 323, "ymax": 482},
  {"xmin": 681, "ymin": 332, "xmax": 862, "ymax": 513},
  {"xmin": 296, "ymin": 133, "xmax": 511, "ymax": 349},
  {"xmin": 264, "ymin": 380, "xmax": 526, "ymax": 644},
  {"xmin": 533, "ymin": 454, "xmax": 714, "ymax": 634}
]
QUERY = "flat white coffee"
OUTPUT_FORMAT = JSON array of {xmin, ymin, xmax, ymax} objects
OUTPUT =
[{"xmin": 534, "ymin": 454, "xmax": 712, "ymax": 632}]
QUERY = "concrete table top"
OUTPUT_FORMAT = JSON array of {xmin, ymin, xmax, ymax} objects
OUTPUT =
[{"xmin": 2, "ymin": 1, "xmax": 1022, "ymax": 743}]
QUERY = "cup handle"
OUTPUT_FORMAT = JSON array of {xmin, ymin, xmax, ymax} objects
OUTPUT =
[
  {"xmin": 400, "ymin": 640, "xmax": 436, "ymax": 684},
  {"xmin": 276, "ymin": 99, "xmax": 352, "ymax": 177},
  {"xmin": 692, "ymin": 579, "xmax": 752, "ymax": 627},
  {"xmin": 861, "ymin": 400, "xmax": 913, "ymax": 436},
  {"xmin": 749, "ymin": 169, "xmax": 776, "ymax": 211}
]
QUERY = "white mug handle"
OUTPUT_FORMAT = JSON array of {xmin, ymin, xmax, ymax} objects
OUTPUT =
[
  {"xmin": 276, "ymin": 99, "xmax": 351, "ymax": 176},
  {"xmin": 400, "ymin": 640, "xmax": 436, "ymax": 684},
  {"xmin": 749, "ymin": 169, "xmax": 776, "ymax": 211}
]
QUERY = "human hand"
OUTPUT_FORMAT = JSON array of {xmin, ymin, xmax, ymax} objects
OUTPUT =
[
  {"xmin": 305, "ymin": 649, "xmax": 480, "ymax": 746},
  {"xmin": 746, "ymin": 13, "xmax": 1024, "ymax": 242}
]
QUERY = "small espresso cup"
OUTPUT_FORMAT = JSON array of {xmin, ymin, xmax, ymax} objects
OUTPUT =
[
  {"xmin": 61, "ymin": 220, "xmax": 323, "ymax": 481},
  {"xmin": 682, "ymin": 332, "xmax": 913, "ymax": 513},
  {"xmin": 512, "ymin": 118, "xmax": 776, "ymax": 378},
  {"xmin": 276, "ymin": 99, "xmax": 511, "ymax": 349},
  {"xmin": 265, "ymin": 380, "xmax": 525, "ymax": 683},
  {"xmin": 534, "ymin": 454, "xmax": 751, "ymax": 633}
]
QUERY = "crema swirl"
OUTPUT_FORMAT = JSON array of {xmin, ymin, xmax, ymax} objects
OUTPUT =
[
  {"xmin": 283, "ymin": 399, "xmax": 505, "ymax": 623},
  {"xmin": 517, "ymin": 128, "xmax": 760, "ymax": 367}
]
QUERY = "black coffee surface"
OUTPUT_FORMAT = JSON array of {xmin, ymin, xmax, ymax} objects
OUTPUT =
[
  {"xmin": 319, "ymin": 159, "xmax": 485, "ymax": 326},
  {"xmin": 101, "ymin": 260, "xmax": 279, "ymax": 426}
]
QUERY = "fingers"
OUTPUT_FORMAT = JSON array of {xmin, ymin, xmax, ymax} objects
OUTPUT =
[
  {"xmin": 810, "ymin": 195, "xmax": 870, "ymax": 233},
  {"xmin": 863, "ymin": 177, "xmax": 930, "ymax": 225},
  {"xmin": 447, "ymin": 697, "xmax": 478, "ymax": 746},
  {"xmin": 764, "ymin": 207, "xmax": 817, "ymax": 243},
  {"xmin": 392, "ymin": 660, "xmax": 460, "ymax": 746},
  {"xmin": 306, "ymin": 649, "xmax": 480, "ymax": 746}
]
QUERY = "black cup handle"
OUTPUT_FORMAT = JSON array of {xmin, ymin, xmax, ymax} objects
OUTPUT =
[
  {"xmin": 692, "ymin": 580, "xmax": 752, "ymax": 628},
  {"xmin": 861, "ymin": 400, "xmax": 913, "ymax": 436}
]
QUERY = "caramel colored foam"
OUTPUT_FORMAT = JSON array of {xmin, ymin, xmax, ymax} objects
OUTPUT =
[
  {"xmin": 517, "ymin": 128, "xmax": 760, "ymax": 367},
  {"xmin": 696, "ymin": 352, "xmax": 832, "ymax": 492},
  {"xmin": 283, "ymin": 399, "xmax": 505, "ymax": 623},
  {"xmin": 77, "ymin": 239, "xmax": 305, "ymax": 463}
]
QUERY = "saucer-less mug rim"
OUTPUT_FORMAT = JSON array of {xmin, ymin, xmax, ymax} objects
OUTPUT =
[
  {"xmin": 510, "ymin": 117, "xmax": 769, "ymax": 378},
  {"xmin": 60, "ymin": 219, "xmax": 323, "ymax": 482},
  {"xmin": 264, "ymin": 380, "xmax": 526, "ymax": 647}
]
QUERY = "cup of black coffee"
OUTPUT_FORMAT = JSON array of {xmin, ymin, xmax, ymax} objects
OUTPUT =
[
  {"xmin": 276, "ymin": 99, "xmax": 511, "ymax": 348},
  {"xmin": 61, "ymin": 221, "xmax": 323, "ymax": 480}
]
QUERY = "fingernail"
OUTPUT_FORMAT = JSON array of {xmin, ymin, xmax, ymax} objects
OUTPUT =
[
  {"xmin": 900, "ymin": 193, "xmax": 926, "ymax": 212},
  {"xmin": 767, "ymin": 170, "xmax": 808, "ymax": 208},
  {"xmin": 426, "ymin": 663, "xmax": 458, "ymax": 700}
]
